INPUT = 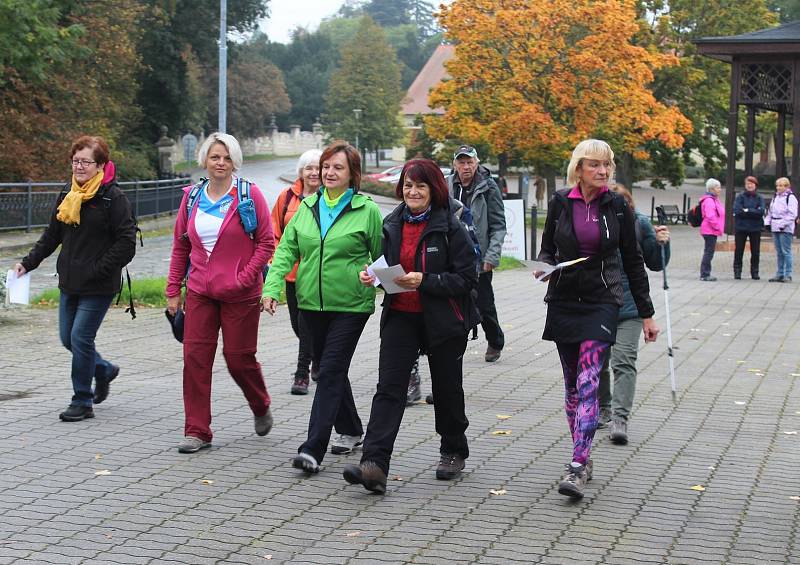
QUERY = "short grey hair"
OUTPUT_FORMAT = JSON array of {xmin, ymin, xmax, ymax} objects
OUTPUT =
[
  {"xmin": 296, "ymin": 149, "xmax": 323, "ymax": 178},
  {"xmin": 197, "ymin": 132, "xmax": 243, "ymax": 171},
  {"xmin": 566, "ymin": 139, "xmax": 615, "ymax": 186},
  {"xmin": 705, "ymin": 178, "xmax": 721, "ymax": 191}
]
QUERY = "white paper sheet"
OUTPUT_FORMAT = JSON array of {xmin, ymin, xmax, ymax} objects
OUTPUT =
[
  {"xmin": 6, "ymin": 270, "xmax": 30, "ymax": 304},
  {"xmin": 530, "ymin": 257, "xmax": 589, "ymax": 283},
  {"xmin": 366, "ymin": 256, "xmax": 413, "ymax": 294}
]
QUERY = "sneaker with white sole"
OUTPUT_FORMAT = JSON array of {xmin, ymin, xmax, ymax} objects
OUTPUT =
[
  {"xmin": 330, "ymin": 434, "xmax": 363, "ymax": 455},
  {"xmin": 558, "ymin": 460, "xmax": 593, "ymax": 499},
  {"xmin": 292, "ymin": 451, "xmax": 320, "ymax": 474}
]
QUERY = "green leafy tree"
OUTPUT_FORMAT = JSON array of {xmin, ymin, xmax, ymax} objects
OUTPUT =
[
  {"xmin": 364, "ymin": 0, "xmax": 410, "ymax": 26},
  {"xmin": 324, "ymin": 17, "xmax": 404, "ymax": 166}
]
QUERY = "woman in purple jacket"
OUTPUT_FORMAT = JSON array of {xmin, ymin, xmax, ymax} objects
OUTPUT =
[
  {"xmin": 699, "ymin": 178, "xmax": 725, "ymax": 281},
  {"xmin": 166, "ymin": 132, "xmax": 276, "ymax": 454},
  {"xmin": 766, "ymin": 177, "xmax": 798, "ymax": 282}
]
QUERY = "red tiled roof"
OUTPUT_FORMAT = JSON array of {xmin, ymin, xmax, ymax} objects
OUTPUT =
[{"xmin": 401, "ymin": 44, "xmax": 455, "ymax": 116}]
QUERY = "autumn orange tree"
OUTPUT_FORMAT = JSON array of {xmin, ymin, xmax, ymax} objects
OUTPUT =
[{"xmin": 427, "ymin": 0, "xmax": 692, "ymax": 188}]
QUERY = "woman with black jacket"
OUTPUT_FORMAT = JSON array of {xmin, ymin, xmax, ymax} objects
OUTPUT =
[
  {"xmin": 14, "ymin": 136, "xmax": 136, "ymax": 421},
  {"xmin": 343, "ymin": 159, "xmax": 480, "ymax": 494},
  {"xmin": 535, "ymin": 139, "xmax": 658, "ymax": 499}
]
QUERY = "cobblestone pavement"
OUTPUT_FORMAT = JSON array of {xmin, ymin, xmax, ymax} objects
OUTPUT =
[{"xmin": 1, "ymin": 205, "xmax": 800, "ymax": 563}]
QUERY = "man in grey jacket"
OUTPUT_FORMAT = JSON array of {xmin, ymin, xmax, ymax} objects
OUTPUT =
[{"xmin": 448, "ymin": 145, "xmax": 507, "ymax": 362}]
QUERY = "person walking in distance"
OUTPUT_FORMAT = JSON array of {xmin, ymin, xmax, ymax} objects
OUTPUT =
[
  {"xmin": 699, "ymin": 178, "xmax": 725, "ymax": 282},
  {"xmin": 447, "ymin": 145, "xmax": 506, "ymax": 362},
  {"xmin": 732, "ymin": 176, "xmax": 764, "ymax": 280}
]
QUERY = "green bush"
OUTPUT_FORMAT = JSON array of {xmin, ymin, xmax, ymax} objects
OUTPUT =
[{"xmin": 360, "ymin": 179, "xmax": 398, "ymax": 199}]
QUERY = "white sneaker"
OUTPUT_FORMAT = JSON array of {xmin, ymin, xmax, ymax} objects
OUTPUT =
[{"xmin": 330, "ymin": 434, "xmax": 363, "ymax": 455}]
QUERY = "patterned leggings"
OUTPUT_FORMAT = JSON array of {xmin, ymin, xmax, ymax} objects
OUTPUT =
[{"xmin": 556, "ymin": 340, "xmax": 611, "ymax": 465}]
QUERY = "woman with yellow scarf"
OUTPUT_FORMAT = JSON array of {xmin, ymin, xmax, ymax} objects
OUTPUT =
[{"xmin": 14, "ymin": 136, "xmax": 137, "ymax": 421}]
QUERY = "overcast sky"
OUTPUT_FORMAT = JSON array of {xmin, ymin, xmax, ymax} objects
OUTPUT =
[
  {"xmin": 259, "ymin": 0, "xmax": 346, "ymax": 43},
  {"xmin": 259, "ymin": 0, "xmax": 451, "ymax": 44}
]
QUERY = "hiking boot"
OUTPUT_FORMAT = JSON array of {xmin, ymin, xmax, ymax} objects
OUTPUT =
[
  {"xmin": 310, "ymin": 366, "xmax": 320, "ymax": 382},
  {"xmin": 93, "ymin": 364, "xmax": 119, "ymax": 405},
  {"xmin": 59, "ymin": 405, "xmax": 94, "ymax": 422},
  {"xmin": 292, "ymin": 451, "xmax": 320, "ymax": 474},
  {"xmin": 406, "ymin": 359, "xmax": 422, "ymax": 406},
  {"xmin": 597, "ymin": 407, "xmax": 612, "ymax": 429},
  {"xmin": 752, "ymin": 272, "xmax": 760, "ymax": 280},
  {"xmin": 436, "ymin": 453, "xmax": 465, "ymax": 480},
  {"xmin": 558, "ymin": 461, "xmax": 592, "ymax": 499},
  {"xmin": 609, "ymin": 419, "xmax": 629, "ymax": 445},
  {"xmin": 291, "ymin": 375, "xmax": 309, "ymax": 395},
  {"xmin": 254, "ymin": 407, "xmax": 273, "ymax": 436},
  {"xmin": 734, "ymin": 271, "xmax": 742, "ymax": 280},
  {"xmin": 330, "ymin": 434, "xmax": 363, "ymax": 455},
  {"xmin": 425, "ymin": 394, "xmax": 434, "ymax": 405},
  {"xmin": 769, "ymin": 276, "xmax": 784, "ymax": 282},
  {"xmin": 177, "ymin": 436, "xmax": 211, "ymax": 453},
  {"xmin": 343, "ymin": 461, "xmax": 387, "ymax": 494},
  {"xmin": 485, "ymin": 346, "xmax": 502, "ymax": 362}
]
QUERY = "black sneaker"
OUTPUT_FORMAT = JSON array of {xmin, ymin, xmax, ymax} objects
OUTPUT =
[
  {"xmin": 59, "ymin": 405, "xmax": 94, "ymax": 422},
  {"xmin": 406, "ymin": 360, "xmax": 422, "ymax": 406},
  {"xmin": 343, "ymin": 461, "xmax": 387, "ymax": 494},
  {"xmin": 436, "ymin": 453, "xmax": 465, "ymax": 480},
  {"xmin": 291, "ymin": 375, "xmax": 309, "ymax": 395},
  {"xmin": 558, "ymin": 461, "xmax": 592, "ymax": 499},
  {"xmin": 609, "ymin": 419, "xmax": 629, "ymax": 445},
  {"xmin": 292, "ymin": 452, "xmax": 320, "ymax": 474},
  {"xmin": 769, "ymin": 276, "xmax": 784, "ymax": 282},
  {"xmin": 310, "ymin": 366, "xmax": 320, "ymax": 382},
  {"xmin": 700, "ymin": 276, "xmax": 717, "ymax": 282},
  {"xmin": 597, "ymin": 407, "xmax": 612, "ymax": 429},
  {"xmin": 425, "ymin": 394, "xmax": 434, "ymax": 405},
  {"xmin": 93, "ymin": 364, "xmax": 119, "ymax": 405}
]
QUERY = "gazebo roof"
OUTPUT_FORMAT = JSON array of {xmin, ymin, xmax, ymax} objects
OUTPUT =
[{"xmin": 695, "ymin": 21, "xmax": 800, "ymax": 61}]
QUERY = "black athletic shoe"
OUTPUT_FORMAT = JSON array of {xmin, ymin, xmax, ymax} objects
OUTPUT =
[
  {"xmin": 59, "ymin": 405, "xmax": 94, "ymax": 422},
  {"xmin": 93, "ymin": 364, "xmax": 119, "ymax": 404}
]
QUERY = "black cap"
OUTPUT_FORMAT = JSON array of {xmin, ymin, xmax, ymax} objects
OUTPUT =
[
  {"xmin": 165, "ymin": 308, "xmax": 184, "ymax": 343},
  {"xmin": 454, "ymin": 145, "xmax": 478, "ymax": 159}
]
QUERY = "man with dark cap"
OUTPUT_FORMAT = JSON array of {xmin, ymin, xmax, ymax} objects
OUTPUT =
[{"xmin": 448, "ymin": 145, "xmax": 507, "ymax": 362}]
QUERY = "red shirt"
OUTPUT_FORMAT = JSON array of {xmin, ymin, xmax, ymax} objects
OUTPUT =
[{"xmin": 391, "ymin": 221, "xmax": 426, "ymax": 312}]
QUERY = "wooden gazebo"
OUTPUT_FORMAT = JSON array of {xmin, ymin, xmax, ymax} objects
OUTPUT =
[{"xmin": 695, "ymin": 22, "xmax": 800, "ymax": 234}]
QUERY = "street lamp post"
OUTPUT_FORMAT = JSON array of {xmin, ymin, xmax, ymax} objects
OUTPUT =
[
  {"xmin": 353, "ymin": 108, "xmax": 362, "ymax": 161},
  {"xmin": 218, "ymin": 0, "xmax": 227, "ymax": 133}
]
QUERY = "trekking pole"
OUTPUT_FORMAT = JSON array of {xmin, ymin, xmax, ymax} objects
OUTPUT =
[{"xmin": 655, "ymin": 206, "xmax": 677, "ymax": 404}]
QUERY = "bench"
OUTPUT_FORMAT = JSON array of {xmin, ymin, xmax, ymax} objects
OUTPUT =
[{"xmin": 658, "ymin": 204, "xmax": 686, "ymax": 224}]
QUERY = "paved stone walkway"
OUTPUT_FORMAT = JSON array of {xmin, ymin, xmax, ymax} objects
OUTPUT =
[{"xmin": 1, "ymin": 221, "xmax": 799, "ymax": 563}]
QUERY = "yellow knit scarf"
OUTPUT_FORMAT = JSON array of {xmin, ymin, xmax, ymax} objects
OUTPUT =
[{"xmin": 57, "ymin": 171, "xmax": 104, "ymax": 225}]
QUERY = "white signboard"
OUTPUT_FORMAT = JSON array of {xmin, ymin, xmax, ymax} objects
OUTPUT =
[{"xmin": 501, "ymin": 199, "xmax": 526, "ymax": 260}]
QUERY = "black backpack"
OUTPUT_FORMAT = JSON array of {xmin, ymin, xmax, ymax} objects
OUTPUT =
[{"xmin": 687, "ymin": 202, "xmax": 703, "ymax": 227}]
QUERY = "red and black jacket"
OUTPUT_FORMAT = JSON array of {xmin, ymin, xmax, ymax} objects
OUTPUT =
[{"xmin": 379, "ymin": 202, "xmax": 480, "ymax": 346}]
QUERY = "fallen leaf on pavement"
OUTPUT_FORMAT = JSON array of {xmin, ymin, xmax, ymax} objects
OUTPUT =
[
  {"xmin": 722, "ymin": 333, "xmax": 731, "ymax": 337},
  {"xmin": 346, "ymin": 531, "xmax": 361, "ymax": 537},
  {"xmin": 790, "ymin": 496, "xmax": 800, "ymax": 501},
  {"xmin": 747, "ymin": 369, "xmax": 763, "ymax": 373},
  {"xmin": 496, "ymin": 415, "xmax": 512, "ymax": 420},
  {"xmin": 95, "ymin": 454, "xmax": 102, "ymax": 460},
  {"xmin": 792, "ymin": 373, "xmax": 800, "ymax": 377},
  {"xmin": 734, "ymin": 401, "xmax": 746, "ymax": 405},
  {"xmin": 783, "ymin": 431, "xmax": 798, "ymax": 435},
  {"xmin": 736, "ymin": 360, "xmax": 745, "ymax": 364},
  {"xmin": 392, "ymin": 476, "xmax": 403, "ymax": 481},
  {"xmin": 94, "ymin": 470, "xmax": 111, "ymax": 476},
  {"xmin": 490, "ymin": 489, "xmax": 507, "ymax": 496},
  {"xmin": 263, "ymin": 555, "xmax": 272, "ymax": 560},
  {"xmin": 491, "ymin": 430, "xmax": 512, "ymax": 436},
  {"xmin": 200, "ymin": 479, "xmax": 214, "ymax": 485},
  {"xmin": 690, "ymin": 485, "xmax": 706, "ymax": 491}
]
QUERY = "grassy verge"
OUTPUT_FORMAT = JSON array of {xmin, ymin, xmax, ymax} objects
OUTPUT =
[
  {"xmin": 32, "ymin": 276, "xmax": 287, "ymax": 309},
  {"xmin": 496, "ymin": 256, "xmax": 526, "ymax": 271}
]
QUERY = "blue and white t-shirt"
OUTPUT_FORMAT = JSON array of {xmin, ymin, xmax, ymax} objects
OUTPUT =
[{"xmin": 194, "ymin": 180, "xmax": 235, "ymax": 254}]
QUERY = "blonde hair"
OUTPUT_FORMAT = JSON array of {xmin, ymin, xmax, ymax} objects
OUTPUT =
[
  {"xmin": 776, "ymin": 176, "xmax": 791, "ymax": 188},
  {"xmin": 197, "ymin": 132, "xmax": 243, "ymax": 171},
  {"xmin": 566, "ymin": 139, "xmax": 615, "ymax": 186}
]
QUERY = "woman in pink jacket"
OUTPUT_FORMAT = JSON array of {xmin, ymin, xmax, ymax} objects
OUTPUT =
[
  {"xmin": 166, "ymin": 132, "xmax": 276, "ymax": 453},
  {"xmin": 699, "ymin": 178, "xmax": 725, "ymax": 281},
  {"xmin": 765, "ymin": 176, "xmax": 798, "ymax": 282}
]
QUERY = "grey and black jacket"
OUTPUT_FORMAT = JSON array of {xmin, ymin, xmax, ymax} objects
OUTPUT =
[
  {"xmin": 537, "ymin": 188, "xmax": 654, "ymax": 319},
  {"xmin": 447, "ymin": 166, "xmax": 506, "ymax": 267}
]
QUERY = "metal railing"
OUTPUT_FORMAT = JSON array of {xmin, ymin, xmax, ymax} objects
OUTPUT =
[{"xmin": 0, "ymin": 177, "xmax": 189, "ymax": 232}]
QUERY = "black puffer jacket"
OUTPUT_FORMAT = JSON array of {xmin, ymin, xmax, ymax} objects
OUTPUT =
[
  {"xmin": 22, "ymin": 180, "xmax": 137, "ymax": 296},
  {"xmin": 380, "ymin": 202, "xmax": 480, "ymax": 347},
  {"xmin": 537, "ymin": 188, "xmax": 654, "ymax": 319}
]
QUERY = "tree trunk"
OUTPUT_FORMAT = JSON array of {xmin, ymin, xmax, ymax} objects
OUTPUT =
[
  {"xmin": 617, "ymin": 152, "xmax": 634, "ymax": 189},
  {"xmin": 374, "ymin": 148, "xmax": 380, "ymax": 169},
  {"xmin": 542, "ymin": 164, "xmax": 558, "ymax": 203},
  {"xmin": 498, "ymin": 152, "xmax": 508, "ymax": 176}
]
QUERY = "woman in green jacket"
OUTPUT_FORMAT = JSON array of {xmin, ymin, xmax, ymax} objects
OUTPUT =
[{"xmin": 262, "ymin": 140, "xmax": 383, "ymax": 474}]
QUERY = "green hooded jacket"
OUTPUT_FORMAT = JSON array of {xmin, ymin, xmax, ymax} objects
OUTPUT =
[{"xmin": 263, "ymin": 190, "xmax": 383, "ymax": 313}]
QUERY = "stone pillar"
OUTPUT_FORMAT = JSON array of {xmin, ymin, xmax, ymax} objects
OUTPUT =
[{"xmin": 156, "ymin": 125, "xmax": 175, "ymax": 178}]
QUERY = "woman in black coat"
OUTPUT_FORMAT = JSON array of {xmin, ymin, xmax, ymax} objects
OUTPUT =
[
  {"xmin": 535, "ymin": 139, "xmax": 658, "ymax": 499},
  {"xmin": 343, "ymin": 159, "xmax": 480, "ymax": 494},
  {"xmin": 733, "ymin": 175, "xmax": 765, "ymax": 279},
  {"xmin": 14, "ymin": 136, "xmax": 136, "ymax": 421}
]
